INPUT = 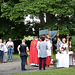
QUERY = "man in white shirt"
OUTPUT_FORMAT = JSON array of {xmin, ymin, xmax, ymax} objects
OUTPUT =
[
  {"xmin": 0, "ymin": 39, "xmax": 4, "ymax": 63},
  {"xmin": 6, "ymin": 38, "xmax": 14, "ymax": 61}
]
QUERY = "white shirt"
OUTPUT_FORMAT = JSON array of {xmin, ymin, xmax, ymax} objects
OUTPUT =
[
  {"xmin": 60, "ymin": 43, "xmax": 68, "ymax": 51},
  {"xmin": 6, "ymin": 41, "xmax": 14, "ymax": 48},
  {"xmin": 45, "ymin": 40, "xmax": 51, "ymax": 56},
  {"xmin": 60, "ymin": 43, "xmax": 68, "ymax": 54},
  {"xmin": 4, "ymin": 44, "xmax": 8, "ymax": 52},
  {"xmin": 37, "ymin": 41, "xmax": 48, "ymax": 58},
  {"xmin": 0, "ymin": 43, "xmax": 4, "ymax": 51}
]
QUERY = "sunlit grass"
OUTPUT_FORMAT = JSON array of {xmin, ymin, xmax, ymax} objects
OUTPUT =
[
  {"xmin": 11, "ymin": 67, "xmax": 75, "ymax": 75},
  {"xmin": 12, "ymin": 54, "xmax": 20, "ymax": 59}
]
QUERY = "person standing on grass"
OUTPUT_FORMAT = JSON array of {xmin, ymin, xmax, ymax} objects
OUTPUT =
[
  {"xmin": 17, "ymin": 39, "xmax": 29, "ymax": 71},
  {"xmin": 6, "ymin": 38, "xmax": 14, "ymax": 62},
  {"xmin": 0, "ymin": 39, "xmax": 4, "ymax": 63},
  {"xmin": 3, "ymin": 40, "xmax": 8, "ymax": 63},
  {"xmin": 37, "ymin": 37, "xmax": 48, "ymax": 70}
]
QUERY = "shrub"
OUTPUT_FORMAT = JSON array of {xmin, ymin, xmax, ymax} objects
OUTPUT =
[{"xmin": 71, "ymin": 36, "xmax": 75, "ymax": 51}]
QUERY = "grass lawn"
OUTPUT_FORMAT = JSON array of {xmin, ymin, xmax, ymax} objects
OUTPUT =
[
  {"xmin": 11, "ymin": 54, "xmax": 75, "ymax": 75},
  {"xmin": 12, "ymin": 54, "xmax": 20, "ymax": 59},
  {"xmin": 11, "ymin": 67, "xmax": 75, "ymax": 75},
  {"xmin": 12, "ymin": 54, "xmax": 56, "ymax": 59}
]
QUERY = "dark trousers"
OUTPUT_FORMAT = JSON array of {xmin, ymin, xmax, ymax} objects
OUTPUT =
[
  {"xmin": 0, "ymin": 51, "xmax": 4, "ymax": 62},
  {"xmin": 20, "ymin": 56, "xmax": 27, "ymax": 70},
  {"xmin": 39, "ymin": 57, "xmax": 46, "ymax": 70},
  {"xmin": 0, "ymin": 50, "xmax": 1, "ymax": 62}
]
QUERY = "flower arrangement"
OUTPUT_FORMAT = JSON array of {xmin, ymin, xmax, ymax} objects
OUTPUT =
[
  {"xmin": 56, "ymin": 49, "xmax": 60, "ymax": 53},
  {"xmin": 51, "ymin": 59, "xmax": 58, "ymax": 67},
  {"xmin": 52, "ymin": 59, "xmax": 58, "ymax": 64},
  {"xmin": 61, "ymin": 47, "xmax": 67, "ymax": 51}
]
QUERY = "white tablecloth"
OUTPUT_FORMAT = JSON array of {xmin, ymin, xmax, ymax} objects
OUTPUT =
[{"xmin": 56, "ymin": 54, "xmax": 73, "ymax": 68}]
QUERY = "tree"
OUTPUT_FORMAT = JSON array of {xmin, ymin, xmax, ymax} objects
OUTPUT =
[
  {"xmin": 0, "ymin": 0, "xmax": 35, "ymax": 40},
  {"xmin": 1, "ymin": 0, "xmax": 75, "ymax": 24},
  {"xmin": 1, "ymin": 0, "xmax": 75, "ymax": 39}
]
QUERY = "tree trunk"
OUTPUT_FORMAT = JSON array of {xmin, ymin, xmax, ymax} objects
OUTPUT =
[
  {"xmin": 46, "ymin": 13, "xmax": 51, "ymax": 24},
  {"xmin": 46, "ymin": 13, "xmax": 55, "ymax": 24},
  {"xmin": 39, "ymin": 12, "xmax": 45, "ymax": 27}
]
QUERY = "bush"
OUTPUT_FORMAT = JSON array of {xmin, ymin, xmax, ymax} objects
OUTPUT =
[{"xmin": 71, "ymin": 36, "xmax": 75, "ymax": 51}]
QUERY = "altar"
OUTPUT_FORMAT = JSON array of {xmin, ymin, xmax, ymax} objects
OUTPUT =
[{"xmin": 56, "ymin": 51, "xmax": 73, "ymax": 68}]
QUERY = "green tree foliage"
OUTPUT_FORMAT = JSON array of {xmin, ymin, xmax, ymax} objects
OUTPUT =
[
  {"xmin": 0, "ymin": 0, "xmax": 35, "ymax": 40},
  {"xmin": 0, "ymin": 0, "xmax": 75, "ymax": 39},
  {"xmin": 1, "ymin": 0, "xmax": 74, "ymax": 23}
]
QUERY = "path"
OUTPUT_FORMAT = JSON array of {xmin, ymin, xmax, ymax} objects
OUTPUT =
[{"xmin": 0, "ymin": 59, "xmax": 54, "ymax": 75}]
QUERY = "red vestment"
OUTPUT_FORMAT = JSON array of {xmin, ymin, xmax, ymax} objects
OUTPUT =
[{"xmin": 29, "ymin": 40, "xmax": 39, "ymax": 64}]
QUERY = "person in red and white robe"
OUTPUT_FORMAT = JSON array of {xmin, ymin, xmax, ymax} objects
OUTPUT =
[
  {"xmin": 29, "ymin": 36, "xmax": 39, "ymax": 66},
  {"xmin": 45, "ymin": 36, "xmax": 51, "ymax": 66},
  {"xmin": 60, "ymin": 38, "xmax": 68, "ymax": 54}
]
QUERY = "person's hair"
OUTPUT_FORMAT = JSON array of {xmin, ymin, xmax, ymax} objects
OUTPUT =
[
  {"xmin": 41, "ymin": 37, "xmax": 45, "ymax": 41},
  {"xmin": 58, "ymin": 38, "xmax": 61, "ymax": 40},
  {"xmin": 35, "ymin": 36, "xmax": 38, "ymax": 39},
  {"xmin": 0, "ymin": 39, "xmax": 2, "ymax": 40},
  {"xmin": 58, "ymin": 38, "xmax": 60, "ymax": 39},
  {"xmin": 45, "ymin": 36, "xmax": 48, "ymax": 39},
  {"xmin": 22, "ymin": 39, "xmax": 25, "ymax": 43},
  {"xmin": 9, "ymin": 38, "xmax": 12, "ymax": 40},
  {"xmin": 62, "ymin": 38, "xmax": 66, "ymax": 41},
  {"xmin": 39, "ymin": 37, "xmax": 42, "ymax": 39},
  {"xmin": 3, "ymin": 40, "xmax": 6, "ymax": 42}
]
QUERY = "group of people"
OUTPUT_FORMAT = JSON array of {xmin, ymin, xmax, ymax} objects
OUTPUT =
[
  {"xmin": 0, "ymin": 38, "xmax": 14, "ymax": 63},
  {"xmin": 57, "ymin": 38, "xmax": 68, "ymax": 54},
  {"xmin": 0, "ymin": 36, "xmax": 71, "ymax": 71},
  {"xmin": 18, "ymin": 36, "xmax": 52, "ymax": 71},
  {"xmin": 18, "ymin": 36, "xmax": 71, "ymax": 71}
]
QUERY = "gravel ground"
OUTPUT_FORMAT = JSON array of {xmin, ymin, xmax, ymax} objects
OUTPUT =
[{"xmin": 0, "ymin": 59, "xmax": 54, "ymax": 75}]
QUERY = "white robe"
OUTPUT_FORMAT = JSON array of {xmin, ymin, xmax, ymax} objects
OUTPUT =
[
  {"xmin": 46, "ymin": 40, "xmax": 51, "ymax": 56},
  {"xmin": 60, "ymin": 43, "xmax": 68, "ymax": 54}
]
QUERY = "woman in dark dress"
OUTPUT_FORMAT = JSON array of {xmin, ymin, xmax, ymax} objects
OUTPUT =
[{"xmin": 17, "ymin": 39, "xmax": 29, "ymax": 71}]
